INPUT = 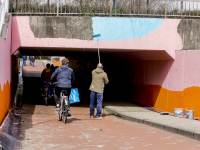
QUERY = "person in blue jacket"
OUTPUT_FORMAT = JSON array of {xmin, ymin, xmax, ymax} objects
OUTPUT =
[
  {"xmin": 51, "ymin": 58, "xmax": 75, "ymax": 116},
  {"xmin": 22, "ymin": 56, "xmax": 27, "ymax": 66}
]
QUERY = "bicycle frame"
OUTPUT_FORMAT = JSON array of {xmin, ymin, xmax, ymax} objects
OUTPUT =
[
  {"xmin": 60, "ymin": 92, "xmax": 68, "ymax": 113},
  {"xmin": 59, "ymin": 91, "xmax": 69, "ymax": 123}
]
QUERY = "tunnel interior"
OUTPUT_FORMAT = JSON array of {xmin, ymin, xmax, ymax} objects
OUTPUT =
[{"xmin": 16, "ymin": 47, "xmax": 172, "ymax": 108}]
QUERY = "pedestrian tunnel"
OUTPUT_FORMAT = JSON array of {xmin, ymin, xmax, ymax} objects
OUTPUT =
[
  {"xmin": 17, "ymin": 47, "xmax": 173, "ymax": 113},
  {"xmin": 10, "ymin": 16, "xmax": 183, "ymax": 114}
]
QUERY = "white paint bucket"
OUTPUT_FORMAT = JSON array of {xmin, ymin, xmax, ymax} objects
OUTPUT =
[
  {"xmin": 174, "ymin": 108, "xmax": 183, "ymax": 117},
  {"xmin": 186, "ymin": 110, "xmax": 194, "ymax": 119}
]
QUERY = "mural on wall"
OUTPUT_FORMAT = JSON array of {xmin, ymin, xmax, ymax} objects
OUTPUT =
[
  {"xmin": 92, "ymin": 17, "xmax": 163, "ymax": 41},
  {"xmin": 0, "ymin": 16, "xmax": 12, "ymax": 124}
]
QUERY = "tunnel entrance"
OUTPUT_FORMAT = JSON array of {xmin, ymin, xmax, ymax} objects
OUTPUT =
[
  {"xmin": 21, "ymin": 53, "xmax": 131, "ymax": 106},
  {"xmin": 17, "ymin": 47, "xmax": 173, "ymax": 110}
]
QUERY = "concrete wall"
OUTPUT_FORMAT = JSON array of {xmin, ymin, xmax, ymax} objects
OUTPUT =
[
  {"xmin": 0, "ymin": 16, "xmax": 12, "ymax": 125},
  {"xmin": 178, "ymin": 20, "xmax": 200, "ymax": 50}
]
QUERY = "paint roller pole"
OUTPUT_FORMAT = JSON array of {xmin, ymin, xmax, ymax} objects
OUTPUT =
[
  {"xmin": 93, "ymin": 34, "xmax": 101, "ymax": 63},
  {"xmin": 97, "ymin": 37, "xmax": 100, "ymax": 63}
]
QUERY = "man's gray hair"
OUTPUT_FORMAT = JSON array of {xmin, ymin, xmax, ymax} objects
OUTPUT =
[
  {"xmin": 61, "ymin": 58, "xmax": 69, "ymax": 65},
  {"xmin": 97, "ymin": 63, "xmax": 103, "ymax": 68}
]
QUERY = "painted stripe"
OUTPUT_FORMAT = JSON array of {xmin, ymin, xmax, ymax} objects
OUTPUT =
[
  {"xmin": 130, "ymin": 83, "xmax": 200, "ymax": 118},
  {"xmin": 92, "ymin": 17, "xmax": 163, "ymax": 41},
  {"xmin": 0, "ymin": 82, "xmax": 11, "ymax": 125}
]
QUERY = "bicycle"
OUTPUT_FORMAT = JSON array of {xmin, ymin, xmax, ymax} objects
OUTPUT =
[
  {"xmin": 58, "ymin": 90, "xmax": 69, "ymax": 124},
  {"xmin": 41, "ymin": 83, "xmax": 53, "ymax": 106}
]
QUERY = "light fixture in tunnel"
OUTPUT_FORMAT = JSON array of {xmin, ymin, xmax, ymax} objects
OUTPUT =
[{"xmin": 93, "ymin": 34, "xmax": 101, "ymax": 63}]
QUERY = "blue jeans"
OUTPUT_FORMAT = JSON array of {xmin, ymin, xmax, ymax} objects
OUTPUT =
[
  {"xmin": 23, "ymin": 60, "xmax": 26, "ymax": 66},
  {"xmin": 90, "ymin": 91, "xmax": 103, "ymax": 118},
  {"xmin": 32, "ymin": 62, "xmax": 35, "ymax": 66},
  {"xmin": 30, "ymin": 60, "xmax": 32, "ymax": 66}
]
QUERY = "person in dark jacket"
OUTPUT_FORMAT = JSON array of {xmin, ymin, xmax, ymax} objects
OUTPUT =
[
  {"xmin": 32, "ymin": 56, "xmax": 35, "ymax": 67},
  {"xmin": 51, "ymin": 58, "xmax": 75, "ymax": 115},
  {"xmin": 29, "ymin": 56, "xmax": 33, "ymax": 66},
  {"xmin": 41, "ymin": 63, "xmax": 54, "ymax": 96},
  {"xmin": 50, "ymin": 64, "xmax": 55, "ymax": 72}
]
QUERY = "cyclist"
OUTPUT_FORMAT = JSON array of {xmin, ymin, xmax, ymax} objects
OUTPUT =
[
  {"xmin": 50, "ymin": 58, "xmax": 75, "ymax": 116},
  {"xmin": 41, "ymin": 63, "xmax": 54, "ymax": 96}
]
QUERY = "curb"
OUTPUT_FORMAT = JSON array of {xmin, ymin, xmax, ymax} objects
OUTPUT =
[{"xmin": 104, "ymin": 106, "xmax": 200, "ymax": 141}]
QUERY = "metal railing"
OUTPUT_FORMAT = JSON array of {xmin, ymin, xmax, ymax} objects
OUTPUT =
[
  {"xmin": 9, "ymin": 0, "xmax": 200, "ymax": 18},
  {"xmin": 0, "ymin": 0, "xmax": 9, "ymax": 35}
]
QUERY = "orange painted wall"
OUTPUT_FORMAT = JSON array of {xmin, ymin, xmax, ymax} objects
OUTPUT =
[
  {"xmin": 0, "ymin": 81, "xmax": 11, "ymax": 125},
  {"xmin": 54, "ymin": 60, "xmax": 62, "ymax": 67},
  {"xmin": 131, "ymin": 83, "xmax": 200, "ymax": 117}
]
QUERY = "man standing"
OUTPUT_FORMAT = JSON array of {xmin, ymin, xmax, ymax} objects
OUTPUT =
[
  {"xmin": 89, "ymin": 63, "xmax": 109, "ymax": 119},
  {"xmin": 51, "ymin": 58, "xmax": 75, "ymax": 116}
]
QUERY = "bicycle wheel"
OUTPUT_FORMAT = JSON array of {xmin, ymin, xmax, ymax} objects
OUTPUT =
[
  {"xmin": 63, "ymin": 103, "xmax": 68, "ymax": 124},
  {"xmin": 58, "ymin": 106, "xmax": 62, "ymax": 121}
]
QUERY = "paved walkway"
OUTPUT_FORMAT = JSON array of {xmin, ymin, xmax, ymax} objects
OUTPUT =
[
  {"xmin": 20, "ymin": 104, "xmax": 200, "ymax": 150},
  {"xmin": 22, "ymin": 60, "xmax": 54, "ymax": 77},
  {"xmin": 22, "ymin": 62, "xmax": 45, "ymax": 77},
  {"xmin": 20, "ymin": 60, "xmax": 200, "ymax": 142},
  {"xmin": 103, "ymin": 102, "xmax": 200, "ymax": 141}
]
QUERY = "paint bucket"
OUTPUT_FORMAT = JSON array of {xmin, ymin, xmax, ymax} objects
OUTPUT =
[
  {"xmin": 186, "ymin": 110, "xmax": 194, "ymax": 119},
  {"xmin": 174, "ymin": 108, "xmax": 183, "ymax": 117}
]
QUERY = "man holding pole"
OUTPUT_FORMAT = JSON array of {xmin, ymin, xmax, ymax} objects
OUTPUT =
[{"xmin": 89, "ymin": 63, "xmax": 109, "ymax": 119}]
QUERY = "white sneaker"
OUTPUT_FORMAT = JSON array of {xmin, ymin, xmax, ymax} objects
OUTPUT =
[
  {"xmin": 96, "ymin": 116, "xmax": 103, "ymax": 119},
  {"xmin": 55, "ymin": 105, "xmax": 59, "ymax": 111}
]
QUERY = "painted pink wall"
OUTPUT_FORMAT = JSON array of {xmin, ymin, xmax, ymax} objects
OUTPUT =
[
  {"xmin": 125, "ymin": 50, "xmax": 200, "ymax": 116},
  {"xmin": 0, "ymin": 15, "xmax": 12, "ymax": 124},
  {"xmin": 128, "ymin": 51, "xmax": 200, "ymax": 91},
  {"xmin": 0, "ymin": 16, "xmax": 12, "ymax": 89},
  {"xmin": 11, "ymin": 17, "xmax": 183, "ymax": 59}
]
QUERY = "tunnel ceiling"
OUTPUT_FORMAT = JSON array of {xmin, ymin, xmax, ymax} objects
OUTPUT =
[{"xmin": 18, "ymin": 47, "xmax": 173, "ymax": 60}]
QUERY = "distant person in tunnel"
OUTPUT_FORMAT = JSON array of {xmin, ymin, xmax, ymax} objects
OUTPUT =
[
  {"xmin": 50, "ymin": 64, "xmax": 55, "ymax": 72},
  {"xmin": 51, "ymin": 58, "xmax": 75, "ymax": 116},
  {"xmin": 22, "ymin": 55, "xmax": 27, "ymax": 66},
  {"xmin": 89, "ymin": 63, "xmax": 109, "ymax": 119},
  {"xmin": 41, "ymin": 63, "xmax": 54, "ymax": 96},
  {"xmin": 29, "ymin": 56, "xmax": 33, "ymax": 66},
  {"xmin": 32, "ymin": 56, "xmax": 35, "ymax": 67}
]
